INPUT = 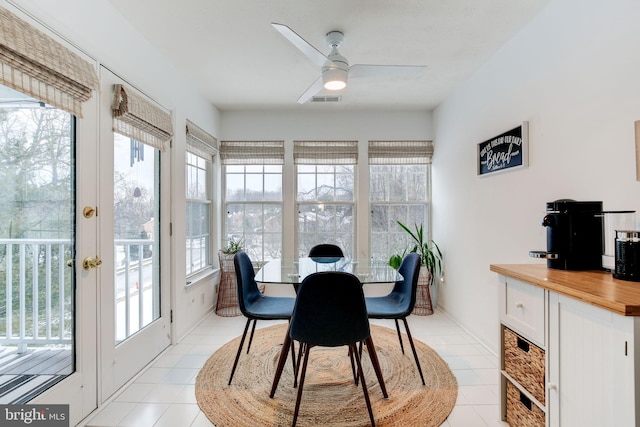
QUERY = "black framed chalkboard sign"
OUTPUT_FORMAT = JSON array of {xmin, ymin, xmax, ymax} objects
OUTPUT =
[{"xmin": 477, "ymin": 122, "xmax": 529, "ymax": 176}]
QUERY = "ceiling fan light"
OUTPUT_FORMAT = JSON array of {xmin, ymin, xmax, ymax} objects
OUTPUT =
[{"xmin": 323, "ymin": 68, "xmax": 347, "ymax": 91}]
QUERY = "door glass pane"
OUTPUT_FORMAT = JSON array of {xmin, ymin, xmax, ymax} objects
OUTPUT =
[
  {"xmin": 114, "ymin": 134, "xmax": 160, "ymax": 343},
  {"xmin": 0, "ymin": 86, "xmax": 75, "ymax": 402}
]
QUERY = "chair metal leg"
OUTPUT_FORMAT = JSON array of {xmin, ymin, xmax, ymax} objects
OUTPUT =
[
  {"xmin": 348, "ymin": 345, "xmax": 357, "ymax": 384},
  {"xmin": 290, "ymin": 339, "xmax": 299, "ymax": 388},
  {"xmin": 228, "ymin": 318, "xmax": 252, "ymax": 385},
  {"xmin": 351, "ymin": 343, "xmax": 376, "ymax": 427},
  {"xmin": 363, "ymin": 336, "xmax": 388, "ymax": 398},
  {"xmin": 394, "ymin": 319, "xmax": 406, "ymax": 354},
  {"xmin": 270, "ymin": 324, "xmax": 292, "ymax": 398},
  {"xmin": 292, "ymin": 344, "xmax": 311, "ymax": 427},
  {"xmin": 401, "ymin": 317, "xmax": 425, "ymax": 385},
  {"xmin": 246, "ymin": 318, "xmax": 258, "ymax": 354}
]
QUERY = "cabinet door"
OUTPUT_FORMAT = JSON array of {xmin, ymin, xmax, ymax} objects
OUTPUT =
[{"xmin": 548, "ymin": 293, "xmax": 635, "ymax": 427}]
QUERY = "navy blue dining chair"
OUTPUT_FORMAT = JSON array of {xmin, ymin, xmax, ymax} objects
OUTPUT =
[
  {"xmin": 308, "ymin": 243, "xmax": 344, "ymax": 263},
  {"xmin": 227, "ymin": 251, "xmax": 296, "ymax": 385},
  {"xmin": 288, "ymin": 271, "xmax": 377, "ymax": 427},
  {"xmin": 365, "ymin": 252, "xmax": 425, "ymax": 385}
]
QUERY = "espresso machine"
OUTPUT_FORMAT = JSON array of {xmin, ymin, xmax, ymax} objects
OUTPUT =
[{"xmin": 530, "ymin": 199, "xmax": 603, "ymax": 270}]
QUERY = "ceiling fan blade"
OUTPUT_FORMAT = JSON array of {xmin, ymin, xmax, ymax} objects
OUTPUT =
[
  {"xmin": 271, "ymin": 23, "xmax": 328, "ymax": 68},
  {"xmin": 349, "ymin": 64, "xmax": 427, "ymax": 79},
  {"xmin": 297, "ymin": 77, "xmax": 323, "ymax": 104}
]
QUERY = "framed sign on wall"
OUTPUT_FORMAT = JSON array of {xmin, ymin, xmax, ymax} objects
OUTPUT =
[{"xmin": 477, "ymin": 122, "xmax": 529, "ymax": 176}]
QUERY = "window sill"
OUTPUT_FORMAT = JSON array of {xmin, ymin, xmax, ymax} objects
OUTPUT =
[{"xmin": 185, "ymin": 267, "xmax": 219, "ymax": 288}]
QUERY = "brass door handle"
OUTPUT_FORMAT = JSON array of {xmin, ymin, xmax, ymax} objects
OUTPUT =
[{"xmin": 83, "ymin": 256, "xmax": 102, "ymax": 270}]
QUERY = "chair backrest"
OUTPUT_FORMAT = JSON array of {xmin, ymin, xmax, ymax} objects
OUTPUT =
[
  {"xmin": 290, "ymin": 272, "xmax": 370, "ymax": 347},
  {"xmin": 233, "ymin": 251, "xmax": 262, "ymax": 316},
  {"xmin": 389, "ymin": 252, "xmax": 421, "ymax": 315},
  {"xmin": 308, "ymin": 244, "xmax": 344, "ymax": 263}
]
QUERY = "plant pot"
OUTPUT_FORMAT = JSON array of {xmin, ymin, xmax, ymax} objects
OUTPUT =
[
  {"xmin": 215, "ymin": 251, "xmax": 242, "ymax": 317},
  {"xmin": 412, "ymin": 268, "xmax": 434, "ymax": 316}
]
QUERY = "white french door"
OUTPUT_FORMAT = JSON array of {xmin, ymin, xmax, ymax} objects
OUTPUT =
[
  {"xmin": 1, "ymin": 86, "xmax": 101, "ymax": 424},
  {"xmin": 97, "ymin": 68, "xmax": 171, "ymax": 400}
]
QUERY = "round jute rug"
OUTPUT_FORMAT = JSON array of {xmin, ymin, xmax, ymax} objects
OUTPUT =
[{"xmin": 196, "ymin": 323, "xmax": 457, "ymax": 427}]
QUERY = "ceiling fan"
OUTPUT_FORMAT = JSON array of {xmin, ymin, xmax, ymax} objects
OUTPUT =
[{"xmin": 271, "ymin": 23, "xmax": 427, "ymax": 104}]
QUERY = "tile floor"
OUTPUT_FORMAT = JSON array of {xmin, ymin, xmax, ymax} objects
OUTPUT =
[{"xmin": 81, "ymin": 309, "xmax": 508, "ymax": 427}]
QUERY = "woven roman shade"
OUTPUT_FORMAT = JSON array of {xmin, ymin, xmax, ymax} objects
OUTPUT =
[
  {"xmin": 112, "ymin": 84, "xmax": 173, "ymax": 151},
  {"xmin": 186, "ymin": 119, "xmax": 218, "ymax": 161},
  {"xmin": 294, "ymin": 140, "xmax": 358, "ymax": 165},
  {"xmin": 0, "ymin": 6, "xmax": 98, "ymax": 117},
  {"xmin": 219, "ymin": 141, "xmax": 284, "ymax": 165},
  {"xmin": 368, "ymin": 140, "xmax": 434, "ymax": 165}
]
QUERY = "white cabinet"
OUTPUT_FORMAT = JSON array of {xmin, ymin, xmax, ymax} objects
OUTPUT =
[
  {"xmin": 499, "ymin": 277, "xmax": 548, "ymax": 426},
  {"xmin": 498, "ymin": 274, "xmax": 640, "ymax": 427},
  {"xmin": 548, "ymin": 293, "xmax": 639, "ymax": 427}
]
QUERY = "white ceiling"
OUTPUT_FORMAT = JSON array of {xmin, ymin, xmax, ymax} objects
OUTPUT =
[{"xmin": 107, "ymin": 0, "xmax": 549, "ymax": 112}]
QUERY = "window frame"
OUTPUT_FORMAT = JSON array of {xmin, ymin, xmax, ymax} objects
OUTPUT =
[
  {"xmin": 185, "ymin": 150, "xmax": 214, "ymax": 277},
  {"xmin": 222, "ymin": 164, "xmax": 284, "ymax": 263}
]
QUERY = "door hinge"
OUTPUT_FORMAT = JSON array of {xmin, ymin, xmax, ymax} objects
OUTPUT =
[
  {"xmin": 625, "ymin": 340, "xmax": 628, "ymax": 356},
  {"xmin": 170, "ymin": 309, "xmax": 173, "ymax": 323},
  {"xmin": 169, "ymin": 222, "xmax": 173, "ymax": 236}
]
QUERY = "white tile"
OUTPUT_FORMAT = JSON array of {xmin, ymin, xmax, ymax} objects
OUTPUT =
[
  {"xmin": 173, "ymin": 385, "xmax": 197, "ymax": 404},
  {"xmin": 117, "ymin": 403, "xmax": 169, "ymax": 427},
  {"xmin": 85, "ymin": 402, "xmax": 136, "ymax": 427},
  {"xmin": 115, "ymin": 383, "xmax": 155, "ymax": 402},
  {"xmin": 152, "ymin": 404, "xmax": 200, "ymax": 427},
  {"xmin": 87, "ymin": 309, "xmax": 502, "ymax": 427},
  {"xmin": 190, "ymin": 411, "xmax": 215, "ymax": 427},
  {"xmin": 446, "ymin": 405, "xmax": 490, "ymax": 427},
  {"xmin": 459, "ymin": 385, "xmax": 500, "ymax": 405},
  {"xmin": 141, "ymin": 384, "xmax": 186, "ymax": 403}
]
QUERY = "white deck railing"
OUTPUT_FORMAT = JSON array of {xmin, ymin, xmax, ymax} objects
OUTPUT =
[
  {"xmin": 1, "ymin": 238, "xmax": 154, "ymax": 352},
  {"xmin": 1, "ymin": 239, "xmax": 72, "ymax": 352}
]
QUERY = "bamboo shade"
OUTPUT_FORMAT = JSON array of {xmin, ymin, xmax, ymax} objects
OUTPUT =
[
  {"xmin": 219, "ymin": 140, "xmax": 284, "ymax": 165},
  {"xmin": 368, "ymin": 140, "xmax": 434, "ymax": 165},
  {"xmin": 0, "ymin": 6, "xmax": 98, "ymax": 117},
  {"xmin": 112, "ymin": 84, "xmax": 173, "ymax": 151},
  {"xmin": 186, "ymin": 119, "xmax": 218, "ymax": 161},
  {"xmin": 294, "ymin": 140, "xmax": 358, "ymax": 165}
]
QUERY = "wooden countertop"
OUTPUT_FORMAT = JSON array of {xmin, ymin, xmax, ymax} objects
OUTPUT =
[{"xmin": 490, "ymin": 264, "xmax": 640, "ymax": 316}]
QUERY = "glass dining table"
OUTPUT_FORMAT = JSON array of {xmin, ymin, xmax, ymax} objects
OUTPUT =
[
  {"xmin": 255, "ymin": 257, "xmax": 403, "ymax": 285},
  {"xmin": 258, "ymin": 257, "xmax": 401, "ymax": 400}
]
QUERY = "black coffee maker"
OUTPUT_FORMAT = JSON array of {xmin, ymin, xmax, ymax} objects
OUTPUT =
[{"xmin": 530, "ymin": 199, "xmax": 603, "ymax": 270}]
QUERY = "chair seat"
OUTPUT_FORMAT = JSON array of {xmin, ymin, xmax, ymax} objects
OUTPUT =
[
  {"xmin": 365, "ymin": 295, "xmax": 410, "ymax": 319},
  {"xmin": 246, "ymin": 295, "xmax": 295, "ymax": 320}
]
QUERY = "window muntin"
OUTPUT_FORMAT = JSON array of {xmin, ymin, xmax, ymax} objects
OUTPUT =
[
  {"xmin": 186, "ymin": 151, "xmax": 212, "ymax": 276},
  {"xmin": 297, "ymin": 164, "xmax": 354, "ymax": 257},
  {"xmin": 224, "ymin": 164, "xmax": 283, "ymax": 262},
  {"xmin": 370, "ymin": 164, "xmax": 430, "ymax": 261}
]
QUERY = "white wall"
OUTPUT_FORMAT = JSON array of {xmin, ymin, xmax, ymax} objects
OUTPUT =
[
  {"xmin": 433, "ymin": 0, "xmax": 640, "ymax": 352},
  {"xmin": 11, "ymin": 0, "xmax": 222, "ymax": 341}
]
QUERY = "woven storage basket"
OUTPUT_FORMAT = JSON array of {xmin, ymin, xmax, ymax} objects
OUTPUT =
[
  {"xmin": 504, "ymin": 327, "xmax": 545, "ymax": 404},
  {"xmin": 215, "ymin": 252, "xmax": 241, "ymax": 317},
  {"xmin": 506, "ymin": 380, "xmax": 545, "ymax": 427}
]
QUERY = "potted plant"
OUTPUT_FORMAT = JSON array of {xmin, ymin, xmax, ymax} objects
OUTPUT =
[
  {"xmin": 396, "ymin": 220, "xmax": 443, "ymax": 315},
  {"xmin": 396, "ymin": 221, "xmax": 442, "ymax": 284},
  {"xmin": 388, "ymin": 248, "xmax": 407, "ymax": 271},
  {"xmin": 221, "ymin": 236, "xmax": 244, "ymax": 255},
  {"xmin": 216, "ymin": 236, "xmax": 245, "ymax": 316}
]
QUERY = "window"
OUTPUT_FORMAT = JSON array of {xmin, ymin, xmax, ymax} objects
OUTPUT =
[
  {"xmin": 185, "ymin": 120, "xmax": 217, "ymax": 276},
  {"xmin": 369, "ymin": 141, "xmax": 434, "ymax": 261},
  {"xmin": 295, "ymin": 141, "xmax": 357, "ymax": 257},
  {"xmin": 220, "ymin": 141, "xmax": 284, "ymax": 262},
  {"xmin": 112, "ymin": 84, "xmax": 173, "ymax": 342},
  {"xmin": 186, "ymin": 152, "xmax": 212, "ymax": 275}
]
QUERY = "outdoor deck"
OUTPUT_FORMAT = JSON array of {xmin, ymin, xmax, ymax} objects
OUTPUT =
[{"xmin": 0, "ymin": 346, "xmax": 72, "ymax": 403}]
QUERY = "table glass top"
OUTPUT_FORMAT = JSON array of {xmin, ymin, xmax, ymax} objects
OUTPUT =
[{"xmin": 255, "ymin": 257, "xmax": 402, "ymax": 284}]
